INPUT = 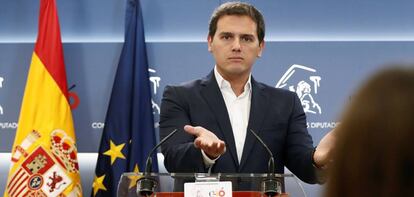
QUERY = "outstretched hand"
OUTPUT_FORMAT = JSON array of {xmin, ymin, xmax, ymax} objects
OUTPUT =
[
  {"xmin": 313, "ymin": 129, "xmax": 336, "ymax": 169},
  {"xmin": 184, "ymin": 125, "xmax": 226, "ymax": 159}
]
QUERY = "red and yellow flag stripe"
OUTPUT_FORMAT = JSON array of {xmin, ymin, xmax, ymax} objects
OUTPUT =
[{"xmin": 5, "ymin": 0, "xmax": 82, "ymax": 196}]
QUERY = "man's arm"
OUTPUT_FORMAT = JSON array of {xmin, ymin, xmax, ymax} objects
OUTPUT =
[
  {"xmin": 159, "ymin": 85, "xmax": 206, "ymax": 172},
  {"xmin": 284, "ymin": 93, "xmax": 319, "ymax": 184}
]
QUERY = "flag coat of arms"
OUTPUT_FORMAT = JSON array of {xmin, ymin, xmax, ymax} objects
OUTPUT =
[
  {"xmin": 4, "ymin": 0, "xmax": 82, "ymax": 196},
  {"xmin": 92, "ymin": 0, "xmax": 158, "ymax": 196}
]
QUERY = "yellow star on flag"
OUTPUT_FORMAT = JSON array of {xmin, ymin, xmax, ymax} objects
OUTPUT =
[
  {"xmin": 128, "ymin": 164, "xmax": 142, "ymax": 189},
  {"xmin": 92, "ymin": 174, "xmax": 107, "ymax": 196},
  {"xmin": 103, "ymin": 140, "xmax": 126, "ymax": 165}
]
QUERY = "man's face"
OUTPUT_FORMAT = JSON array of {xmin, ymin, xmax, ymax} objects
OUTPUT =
[{"xmin": 208, "ymin": 15, "xmax": 264, "ymax": 79}]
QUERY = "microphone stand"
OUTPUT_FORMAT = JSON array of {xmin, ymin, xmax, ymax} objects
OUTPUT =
[
  {"xmin": 136, "ymin": 129, "xmax": 178, "ymax": 196},
  {"xmin": 249, "ymin": 129, "xmax": 281, "ymax": 197}
]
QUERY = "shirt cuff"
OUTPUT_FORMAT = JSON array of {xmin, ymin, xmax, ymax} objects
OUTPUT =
[{"xmin": 201, "ymin": 150, "xmax": 221, "ymax": 168}]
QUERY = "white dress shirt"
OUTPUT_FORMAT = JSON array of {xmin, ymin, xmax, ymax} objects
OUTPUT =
[{"xmin": 202, "ymin": 67, "xmax": 252, "ymax": 167}]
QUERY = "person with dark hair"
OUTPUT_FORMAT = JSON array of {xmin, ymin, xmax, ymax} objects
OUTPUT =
[
  {"xmin": 325, "ymin": 66, "xmax": 414, "ymax": 197},
  {"xmin": 160, "ymin": 1, "xmax": 335, "ymax": 186}
]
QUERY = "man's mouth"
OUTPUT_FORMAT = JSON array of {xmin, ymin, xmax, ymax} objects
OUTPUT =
[{"xmin": 228, "ymin": 57, "xmax": 244, "ymax": 61}]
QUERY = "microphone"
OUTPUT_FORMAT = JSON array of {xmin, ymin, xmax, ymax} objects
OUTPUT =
[
  {"xmin": 137, "ymin": 128, "xmax": 179, "ymax": 196},
  {"xmin": 249, "ymin": 129, "xmax": 281, "ymax": 197}
]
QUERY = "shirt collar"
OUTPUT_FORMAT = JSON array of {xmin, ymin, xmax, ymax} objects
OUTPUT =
[{"xmin": 214, "ymin": 66, "xmax": 252, "ymax": 93}]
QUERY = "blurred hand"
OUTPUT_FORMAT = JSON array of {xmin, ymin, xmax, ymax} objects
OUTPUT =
[
  {"xmin": 313, "ymin": 129, "xmax": 336, "ymax": 169},
  {"xmin": 184, "ymin": 125, "xmax": 226, "ymax": 159}
]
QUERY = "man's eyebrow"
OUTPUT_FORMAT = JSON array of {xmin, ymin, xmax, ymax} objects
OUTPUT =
[
  {"xmin": 218, "ymin": 32, "xmax": 234, "ymax": 36},
  {"xmin": 218, "ymin": 32, "xmax": 255, "ymax": 37},
  {"xmin": 241, "ymin": 34, "xmax": 255, "ymax": 38}
]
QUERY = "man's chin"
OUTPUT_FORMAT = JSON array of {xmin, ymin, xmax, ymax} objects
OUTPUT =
[
  {"xmin": 225, "ymin": 68, "xmax": 249, "ymax": 76},
  {"xmin": 217, "ymin": 65, "xmax": 250, "ymax": 76}
]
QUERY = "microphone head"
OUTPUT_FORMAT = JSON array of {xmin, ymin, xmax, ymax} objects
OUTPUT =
[
  {"xmin": 261, "ymin": 178, "xmax": 282, "ymax": 196},
  {"xmin": 136, "ymin": 177, "xmax": 157, "ymax": 196}
]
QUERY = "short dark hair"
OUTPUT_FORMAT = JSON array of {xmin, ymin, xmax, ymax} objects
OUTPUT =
[{"xmin": 208, "ymin": 2, "xmax": 265, "ymax": 44}]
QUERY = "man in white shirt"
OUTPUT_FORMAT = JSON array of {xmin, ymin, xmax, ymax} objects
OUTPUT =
[{"xmin": 160, "ymin": 1, "xmax": 335, "ymax": 186}]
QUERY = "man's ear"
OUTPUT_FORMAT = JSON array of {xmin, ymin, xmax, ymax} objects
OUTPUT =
[
  {"xmin": 258, "ymin": 40, "xmax": 265, "ymax": 57},
  {"xmin": 207, "ymin": 35, "xmax": 213, "ymax": 52}
]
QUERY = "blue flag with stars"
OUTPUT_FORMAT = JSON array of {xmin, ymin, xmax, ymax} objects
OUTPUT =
[{"xmin": 92, "ymin": 0, "xmax": 158, "ymax": 196}]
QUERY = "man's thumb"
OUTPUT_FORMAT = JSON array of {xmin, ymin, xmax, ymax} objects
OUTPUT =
[{"xmin": 184, "ymin": 125, "xmax": 198, "ymax": 135}]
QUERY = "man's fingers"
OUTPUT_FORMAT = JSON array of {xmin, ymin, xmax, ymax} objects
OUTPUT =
[
  {"xmin": 217, "ymin": 141, "xmax": 226, "ymax": 154},
  {"xmin": 185, "ymin": 125, "xmax": 210, "ymax": 137},
  {"xmin": 187, "ymin": 126, "xmax": 227, "ymax": 157},
  {"xmin": 184, "ymin": 125, "xmax": 199, "ymax": 136},
  {"xmin": 205, "ymin": 141, "xmax": 226, "ymax": 155},
  {"xmin": 195, "ymin": 137, "xmax": 213, "ymax": 149},
  {"xmin": 217, "ymin": 142, "xmax": 224, "ymax": 151},
  {"xmin": 194, "ymin": 138, "xmax": 202, "ymax": 148}
]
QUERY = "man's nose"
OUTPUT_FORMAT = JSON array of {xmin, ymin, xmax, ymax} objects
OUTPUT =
[{"xmin": 231, "ymin": 38, "xmax": 241, "ymax": 52}]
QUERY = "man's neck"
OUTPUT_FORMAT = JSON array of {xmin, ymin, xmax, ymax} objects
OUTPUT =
[
  {"xmin": 216, "ymin": 69, "xmax": 250, "ymax": 96},
  {"xmin": 228, "ymin": 77, "xmax": 248, "ymax": 96}
]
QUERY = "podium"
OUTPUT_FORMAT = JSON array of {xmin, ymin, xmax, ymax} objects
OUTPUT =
[{"xmin": 118, "ymin": 173, "xmax": 306, "ymax": 197}]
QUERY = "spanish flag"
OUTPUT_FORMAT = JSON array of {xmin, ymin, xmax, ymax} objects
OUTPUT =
[{"xmin": 4, "ymin": 0, "xmax": 82, "ymax": 196}]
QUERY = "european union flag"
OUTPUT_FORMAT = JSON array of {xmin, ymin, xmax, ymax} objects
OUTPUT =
[{"xmin": 92, "ymin": 0, "xmax": 158, "ymax": 196}]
